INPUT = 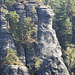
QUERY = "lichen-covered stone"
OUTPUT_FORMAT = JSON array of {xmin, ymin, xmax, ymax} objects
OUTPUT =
[{"xmin": 36, "ymin": 5, "xmax": 69, "ymax": 75}]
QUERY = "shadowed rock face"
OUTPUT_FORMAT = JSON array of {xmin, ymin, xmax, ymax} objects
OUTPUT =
[
  {"xmin": 0, "ymin": 5, "xmax": 16, "ymax": 62},
  {"xmin": 0, "ymin": 5, "xmax": 29, "ymax": 75},
  {"xmin": 36, "ymin": 5, "xmax": 69, "ymax": 75},
  {"xmin": 13, "ymin": 3, "xmax": 26, "ymax": 19}
]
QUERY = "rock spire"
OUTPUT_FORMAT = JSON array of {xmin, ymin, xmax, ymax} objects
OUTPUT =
[{"xmin": 36, "ymin": 5, "xmax": 69, "ymax": 75}]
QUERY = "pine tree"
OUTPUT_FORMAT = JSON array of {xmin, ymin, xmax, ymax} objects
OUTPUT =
[{"xmin": 60, "ymin": 17, "xmax": 72, "ymax": 47}]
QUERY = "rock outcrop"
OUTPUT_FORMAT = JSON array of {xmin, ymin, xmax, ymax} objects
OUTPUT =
[
  {"xmin": 14, "ymin": 3, "xmax": 26, "ymax": 19},
  {"xmin": 17, "ymin": 46, "xmax": 26, "ymax": 65},
  {"xmin": 2, "ymin": 65, "xmax": 29, "ymax": 75},
  {"xmin": 0, "ymin": 2, "xmax": 70, "ymax": 75},
  {"xmin": 0, "ymin": 4, "xmax": 29, "ymax": 75},
  {"xmin": 25, "ymin": 2, "xmax": 38, "ymax": 24},
  {"xmin": 11, "ymin": 2, "xmax": 38, "ymax": 24},
  {"xmin": 36, "ymin": 5, "xmax": 69, "ymax": 75},
  {"xmin": 0, "ymin": 5, "xmax": 16, "ymax": 62}
]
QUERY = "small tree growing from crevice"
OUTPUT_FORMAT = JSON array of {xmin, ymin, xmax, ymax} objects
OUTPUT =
[{"xmin": 2, "ymin": 48, "xmax": 23, "ymax": 65}]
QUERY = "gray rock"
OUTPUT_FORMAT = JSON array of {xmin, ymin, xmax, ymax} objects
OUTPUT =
[
  {"xmin": 36, "ymin": 5, "xmax": 69, "ymax": 75},
  {"xmin": 11, "ymin": 3, "xmax": 26, "ymax": 19},
  {"xmin": 0, "ymin": 16, "xmax": 8, "ymax": 32},
  {"xmin": 14, "ymin": 3, "xmax": 25, "ymax": 10},
  {"xmin": 26, "ymin": 47, "xmax": 36, "ymax": 66},
  {"xmin": 2, "ymin": 65, "xmax": 30, "ymax": 75},
  {"xmin": 0, "ymin": 5, "xmax": 16, "ymax": 62},
  {"xmin": 17, "ymin": 46, "xmax": 26, "ymax": 65},
  {"xmin": 25, "ymin": 3, "xmax": 38, "ymax": 24}
]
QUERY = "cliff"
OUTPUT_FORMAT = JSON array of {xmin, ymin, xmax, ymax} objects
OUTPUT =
[
  {"xmin": 0, "ymin": 4, "xmax": 29, "ymax": 75},
  {"xmin": 0, "ymin": 2, "xmax": 70, "ymax": 75},
  {"xmin": 36, "ymin": 5, "xmax": 69, "ymax": 75}
]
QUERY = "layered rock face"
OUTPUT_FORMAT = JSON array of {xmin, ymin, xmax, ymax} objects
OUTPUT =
[
  {"xmin": 25, "ymin": 2, "xmax": 38, "ymax": 24},
  {"xmin": 0, "ymin": 4, "xmax": 29, "ymax": 75},
  {"xmin": 11, "ymin": 2, "xmax": 38, "ymax": 24},
  {"xmin": 36, "ymin": 5, "xmax": 69, "ymax": 75},
  {"xmin": 14, "ymin": 3, "xmax": 26, "ymax": 19},
  {"xmin": 0, "ymin": 5, "xmax": 16, "ymax": 62}
]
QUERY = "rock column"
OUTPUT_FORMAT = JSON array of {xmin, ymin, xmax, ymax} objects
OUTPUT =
[{"xmin": 36, "ymin": 5, "xmax": 69, "ymax": 75}]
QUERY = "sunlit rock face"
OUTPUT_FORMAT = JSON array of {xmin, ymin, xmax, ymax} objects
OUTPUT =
[{"xmin": 36, "ymin": 5, "xmax": 69, "ymax": 75}]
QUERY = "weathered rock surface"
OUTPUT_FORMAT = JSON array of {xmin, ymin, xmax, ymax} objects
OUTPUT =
[
  {"xmin": 0, "ymin": 3, "xmax": 70, "ymax": 75},
  {"xmin": 0, "ymin": 5, "xmax": 16, "ymax": 62},
  {"xmin": 14, "ymin": 3, "xmax": 26, "ymax": 19},
  {"xmin": 2, "ymin": 65, "xmax": 30, "ymax": 75},
  {"xmin": 0, "ymin": 4, "xmax": 8, "ymax": 17},
  {"xmin": 25, "ymin": 2, "xmax": 38, "ymax": 24},
  {"xmin": 36, "ymin": 5, "xmax": 69, "ymax": 75},
  {"xmin": 17, "ymin": 46, "xmax": 26, "ymax": 65}
]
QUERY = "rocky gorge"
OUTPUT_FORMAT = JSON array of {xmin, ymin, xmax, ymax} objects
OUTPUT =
[{"xmin": 0, "ymin": 1, "xmax": 70, "ymax": 75}]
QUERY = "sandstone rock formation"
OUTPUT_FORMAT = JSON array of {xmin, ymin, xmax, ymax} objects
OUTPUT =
[
  {"xmin": 0, "ymin": 5, "xmax": 29, "ymax": 75},
  {"xmin": 0, "ymin": 2, "xmax": 70, "ymax": 75},
  {"xmin": 36, "ymin": 5, "xmax": 69, "ymax": 75},
  {"xmin": 14, "ymin": 3, "xmax": 26, "ymax": 19},
  {"xmin": 17, "ymin": 46, "xmax": 26, "ymax": 65},
  {"xmin": 2, "ymin": 65, "xmax": 30, "ymax": 75},
  {"xmin": 0, "ymin": 5, "xmax": 16, "ymax": 62},
  {"xmin": 25, "ymin": 2, "xmax": 38, "ymax": 24}
]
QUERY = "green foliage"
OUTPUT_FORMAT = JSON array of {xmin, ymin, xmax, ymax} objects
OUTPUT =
[
  {"xmin": 27, "ymin": 64, "xmax": 36, "ymax": 75},
  {"xmin": 33, "ymin": 0, "xmax": 43, "ymax": 4},
  {"xmin": 60, "ymin": 17, "xmax": 72, "ymax": 47},
  {"xmin": 0, "ymin": 0, "xmax": 16, "ymax": 4},
  {"xmin": 16, "ymin": 17, "xmax": 37, "ymax": 43},
  {"xmin": 35, "ymin": 57, "xmax": 42, "ymax": 70},
  {"xmin": 27, "ymin": 57, "xmax": 42, "ymax": 75},
  {"xmin": 7, "ymin": 11, "xmax": 20, "ymax": 24},
  {"xmin": 2, "ymin": 48, "xmax": 23, "ymax": 65},
  {"xmin": 62, "ymin": 18, "xmax": 72, "ymax": 35},
  {"xmin": 50, "ymin": 0, "xmax": 73, "ymax": 48},
  {"xmin": 6, "ymin": 11, "xmax": 20, "ymax": 38},
  {"xmin": 31, "ymin": 5, "xmax": 36, "ymax": 14},
  {"xmin": 67, "ymin": 0, "xmax": 75, "ymax": 18},
  {"xmin": 63, "ymin": 44, "xmax": 75, "ymax": 75},
  {"xmin": 0, "ymin": 7, "xmax": 8, "ymax": 13}
]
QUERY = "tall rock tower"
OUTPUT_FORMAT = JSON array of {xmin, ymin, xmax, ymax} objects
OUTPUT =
[{"xmin": 36, "ymin": 5, "xmax": 69, "ymax": 75}]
